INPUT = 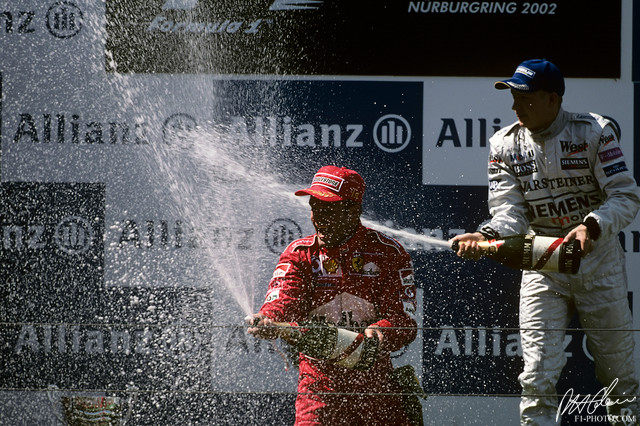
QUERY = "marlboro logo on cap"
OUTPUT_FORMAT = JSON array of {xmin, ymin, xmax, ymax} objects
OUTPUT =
[{"xmin": 295, "ymin": 165, "xmax": 365, "ymax": 203}]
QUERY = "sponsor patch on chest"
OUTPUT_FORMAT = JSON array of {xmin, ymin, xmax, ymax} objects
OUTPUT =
[
  {"xmin": 512, "ymin": 160, "xmax": 538, "ymax": 177},
  {"xmin": 560, "ymin": 158, "xmax": 589, "ymax": 170},
  {"xmin": 598, "ymin": 147, "xmax": 623, "ymax": 163},
  {"xmin": 271, "ymin": 263, "xmax": 291, "ymax": 280},
  {"xmin": 603, "ymin": 161, "xmax": 628, "ymax": 177},
  {"xmin": 265, "ymin": 288, "xmax": 280, "ymax": 303}
]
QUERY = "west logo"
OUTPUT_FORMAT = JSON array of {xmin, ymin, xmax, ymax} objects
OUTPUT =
[{"xmin": 560, "ymin": 140, "xmax": 587, "ymax": 155}]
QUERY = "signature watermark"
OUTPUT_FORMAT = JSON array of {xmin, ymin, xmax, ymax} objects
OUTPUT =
[{"xmin": 557, "ymin": 378, "xmax": 637, "ymax": 424}]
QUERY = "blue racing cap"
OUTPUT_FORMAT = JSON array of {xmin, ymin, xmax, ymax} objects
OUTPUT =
[{"xmin": 494, "ymin": 59, "xmax": 565, "ymax": 96}]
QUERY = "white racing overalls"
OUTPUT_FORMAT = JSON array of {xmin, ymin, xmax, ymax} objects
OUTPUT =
[{"xmin": 480, "ymin": 109, "xmax": 640, "ymax": 425}]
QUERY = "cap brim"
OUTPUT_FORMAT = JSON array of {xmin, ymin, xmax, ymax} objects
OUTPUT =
[
  {"xmin": 494, "ymin": 79, "xmax": 532, "ymax": 92},
  {"xmin": 294, "ymin": 188, "xmax": 344, "ymax": 202},
  {"xmin": 494, "ymin": 81, "xmax": 512, "ymax": 90}
]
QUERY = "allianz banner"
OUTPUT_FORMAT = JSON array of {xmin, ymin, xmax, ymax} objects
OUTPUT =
[
  {"xmin": 0, "ymin": 182, "xmax": 105, "ymax": 387},
  {"xmin": 1, "ymin": 0, "xmax": 633, "ymax": 422},
  {"xmin": 105, "ymin": 0, "xmax": 621, "ymax": 77},
  {"xmin": 0, "ymin": 77, "xmax": 426, "ymax": 423},
  {"xmin": 1, "ymin": 75, "xmax": 609, "ymax": 399}
]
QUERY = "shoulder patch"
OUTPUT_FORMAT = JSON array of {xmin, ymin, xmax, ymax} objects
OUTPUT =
[
  {"xmin": 503, "ymin": 121, "xmax": 521, "ymax": 136},
  {"xmin": 570, "ymin": 112, "xmax": 610, "ymax": 132},
  {"xmin": 285, "ymin": 235, "xmax": 315, "ymax": 252},
  {"xmin": 264, "ymin": 288, "xmax": 280, "ymax": 303},
  {"xmin": 271, "ymin": 263, "xmax": 291, "ymax": 280},
  {"xmin": 569, "ymin": 112, "xmax": 615, "ymax": 142},
  {"xmin": 569, "ymin": 112, "xmax": 598, "ymax": 123},
  {"xmin": 491, "ymin": 121, "xmax": 520, "ymax": 140},
  {"xmin": 367, "ymin": 228, "xmax": 403, "ymax": 254}
]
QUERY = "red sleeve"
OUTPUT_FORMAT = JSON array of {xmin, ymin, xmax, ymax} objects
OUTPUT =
[
  {"xmin": 258, "ymin": 243, "xmax": 311, "ymax": 323},
  {"xmin": 371, "ymin": 249, "xmax": 418, "ymax": 352}
]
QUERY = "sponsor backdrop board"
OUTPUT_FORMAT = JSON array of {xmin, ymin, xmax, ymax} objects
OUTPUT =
[
  {"xmin": 106, "ymin": 0, "xmax": 620, "ymax": 78},
  {"xmin": 0, "ymin": 0, "xmax": 637, "ymax": 424}
]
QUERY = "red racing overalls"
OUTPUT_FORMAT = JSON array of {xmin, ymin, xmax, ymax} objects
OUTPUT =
[{"xmin": 259, "ymin": 224, "xmax": 418, "ymax": 426}]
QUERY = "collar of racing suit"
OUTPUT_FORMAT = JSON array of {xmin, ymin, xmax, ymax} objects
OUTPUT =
[
  {"xmin": 528, "ymin": 107, "xmax": 567, "ymax": 143},
  {"xmin": 314, "ymin": 222, "xmax": 365, "ymax": 253}
]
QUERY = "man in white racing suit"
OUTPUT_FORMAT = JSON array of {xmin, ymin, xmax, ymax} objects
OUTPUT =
[{"xmin": 451, "ymin": 59, "xmax": 640, "ymax": 425}]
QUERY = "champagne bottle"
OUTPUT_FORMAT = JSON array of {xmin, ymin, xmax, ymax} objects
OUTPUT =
[
  {"xmin": 451, "ymin": 234, "xmax": 581, "ymax": 273},
  {"xmin": 293, "ymin": 322, "xmax": 379, "ymax": 370},
  {"xmin": 247, "ymin": 317, "xmax": 379, "ymax": 370}
]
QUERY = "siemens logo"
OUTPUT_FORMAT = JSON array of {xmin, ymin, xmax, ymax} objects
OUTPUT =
[
  {"xmin": 528, "ymin": 193, "xmax": 602, "ymax": 225},
  {"xmin": 560, "ymin": 158, "xmax": 589, "ymax": 170}
]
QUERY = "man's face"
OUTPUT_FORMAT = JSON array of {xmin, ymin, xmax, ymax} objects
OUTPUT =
[
  {"xmin": 510, "ymin": 90, "xmax": 559, "ymax": 132},
  {"xmin": 309, "ymin": 197, "xmax": 361, "ymax": 248}
]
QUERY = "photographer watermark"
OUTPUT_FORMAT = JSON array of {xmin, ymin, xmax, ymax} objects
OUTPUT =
[{"xmin": 557, "ymin": 378, "xmax": 638, "ymax": 424}]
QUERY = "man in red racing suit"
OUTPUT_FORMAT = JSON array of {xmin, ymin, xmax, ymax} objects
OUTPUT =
[{"xmin": 248, "ymin": 165, "xmax": 418, "ymax": 426}]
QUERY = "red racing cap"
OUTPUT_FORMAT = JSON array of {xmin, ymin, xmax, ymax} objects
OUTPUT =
[{"xmin": 295, "ymin": 165, "xmax": 365, "ymax": 203}]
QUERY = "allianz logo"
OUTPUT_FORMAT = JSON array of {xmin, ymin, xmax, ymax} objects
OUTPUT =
[
  {"xmin": 0, "ymin": 1, "xmax": 83, "ymax": 38},
  {"xmin": 163, "ymin": 113, "xmax": 413, "ymax": 153},
  {"xmin": 11, "ymin": 112, "xmax": 151, "ymax": 145},
  {"xmin": 14, "ymin": 322, "xmax": 207, "ymax": 357},
  {"xmin": 2, "ymin": 216, "xmax": 94, "ymax": 255},
  {"xmin": 161, "ymin": 0, "xmax": 324, "ymax": 11}
]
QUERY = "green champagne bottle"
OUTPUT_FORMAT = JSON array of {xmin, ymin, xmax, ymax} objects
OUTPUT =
[
  {"xmin": 452, "ymin": 234, "xmax": 581, "ymax": 273},
  {"xmin": 248, "ymin": 318, "xmax": 379, "ymax": 370}
]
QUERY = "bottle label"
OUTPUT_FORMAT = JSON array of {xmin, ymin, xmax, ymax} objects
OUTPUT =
[
  {"xmin": 530, "ymin": 236, "xmax": 563, "ymax": 271},
  {"xmin": 485, "ymin": 240, "xmax": 503, "ymax": 253},
  {"xmin": 331, "ymin": 328, "xmax": 366, "ymax": 369}
]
